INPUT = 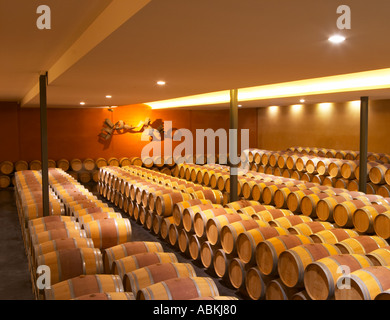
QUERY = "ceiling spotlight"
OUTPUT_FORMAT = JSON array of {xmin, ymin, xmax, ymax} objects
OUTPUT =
[
  {"xmin": 157, "ymin": 80, "xmax": 166, "ymax": 86},
  {"xmin": 238, "ymin": 104, "xmax": 242, "ymax": 108},
  {"xmin": 328, "ymin": 35, "xmax": 346, "ymax": 44},
  {"xmin": 106, "ymin": 95, "xmax": 112, "ymax": 99},
  {"xmin": 300, "ymin": 99, "xmax": 305, "ymax": 103},
  {"xmin": 80, "ymin": 102, "xmax": 86, "ymax": 105}
]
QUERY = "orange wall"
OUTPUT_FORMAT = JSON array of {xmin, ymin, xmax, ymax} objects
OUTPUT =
[
  {"xmin": 257, "ymin": 99, "xmax": 390, "ymax": 154},
  {"xmin": 0, "ymin": 103, "xmax": 258, "ymax": 163}
]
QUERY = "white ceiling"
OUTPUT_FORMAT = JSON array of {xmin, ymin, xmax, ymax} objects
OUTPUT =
[{"xmin": 1, "ymin": 0, "xmax": 390, "ymax": 109}]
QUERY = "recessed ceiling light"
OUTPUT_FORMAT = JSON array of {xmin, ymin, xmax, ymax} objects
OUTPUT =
[
  {"xmin": 328, "ymin": 35, "xmax": 346, "ymax": 44},
  {"xmin": 80, "ymin": 102, "xmax": 86, "ymax": 105},
  {"xmin": 300, "ymin": 99, "xmax": 305, "ymax": 103},
  {"xmin": 157, "ymin": 81, "xmax": 166, "ymax": 86},
  {"xmin": 106, "ymin": 95, "xmax": 112, "ymax": 99},
  {"xmin": 238, "ymin": 104, "xmax": 242, "ymax": 108}
]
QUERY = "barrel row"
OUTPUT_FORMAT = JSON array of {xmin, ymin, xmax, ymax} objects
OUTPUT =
[
  {"xmin": 2, "ymin": 156, "xmax": 147, "ymax": 188},
  {"xmin": 143, "ymin": 197, "xmax": 390, "ymax": 301},
  {"xmin": 97, "ymin": 162, "xmax": 390, "ymax": 300},
  {"xmin": 45, "ymin": 239, "xmax": 229, "ymax": 301},
  {"xmin": 97, "ymin": 165, "xmax": 226, "ymax": 216},
  {"xmin": 14, "ymin": 168, "xmax": 132, "ymax": 299},
  {"xmin": 244, "ymin": 148, "xmax": 390, "ymax": 197},
  {"xmin": 286, "ymin": 146, "xmax": 390, "ymax": 163}
]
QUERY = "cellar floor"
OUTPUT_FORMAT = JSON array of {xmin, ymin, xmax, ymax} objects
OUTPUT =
[{"xmin": 0, "ymin": 186, "xmax": 242, "ymax": 300}]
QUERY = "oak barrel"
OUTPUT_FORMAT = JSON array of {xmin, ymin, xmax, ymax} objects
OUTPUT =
[
  {"xmin": 304, "ymin": 253, "xmax": 374, "ymax": 300},
  {"xmin": 278, "ymin": 243, "xmax": 342, "ymax": 288},
  {"xmin": 44, "ymin": 274, "xmax": 124, "ymax": 300},
  {"xmin": 137, "ymin": 277, "xmax": 219, "ymax": 300},
  {"xmin": 123, "ymin": 262, "xmax": 197, "ymax": 293}
]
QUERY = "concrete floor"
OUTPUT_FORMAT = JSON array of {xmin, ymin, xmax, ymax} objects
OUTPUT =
[
  {"xmin": 0, "ymin": 189, "xmax": 34, "ymax": 300},
  {"xmin": 0, "ymin": 186, "xmax": 242, "ymax": 300}
]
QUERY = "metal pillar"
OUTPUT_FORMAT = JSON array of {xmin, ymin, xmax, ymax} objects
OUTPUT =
[
  {"xmin": 229, "ymin": 89, "xmax": 238, "ymax": 202},
  {"xmin": 40, "ymin": 72, "xmax": 50, "ymax": 216},
  {"xmin": 358, "ymin": 96, "xmax": 369, "ymax": 193}
]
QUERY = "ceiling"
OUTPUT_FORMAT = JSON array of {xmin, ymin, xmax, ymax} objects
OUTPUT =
[{"xmin": 1, "ymin": 0, "xmax": 390, "ymax": 109}]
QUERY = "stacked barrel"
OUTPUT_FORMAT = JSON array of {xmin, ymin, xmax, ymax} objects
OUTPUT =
[
  {"xmin": 14, "ymin": 168, "xmax": 134, "ymax": 300},
  {"xmin": 100, "ymin": 160, "xmax": 390, "ymax": 300},
  {"xmin": 1, "ymin": 156, "xmax": 146, "ymax": 189},
  {"xmin": 246, "ymin": 147, "xmax": 390, "ymax": 196}
]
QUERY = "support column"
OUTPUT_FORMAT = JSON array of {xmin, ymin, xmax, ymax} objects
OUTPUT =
[
  {"xmin": 229, "ymin": 89, "xmax": 238, "ymax": 202},
  {"xmin": 358, "ymin": 96, "xmax": 369, "ymax": 193},
  {"xmin": 40, "ymin": 72, "xmax": 50, "ymax": 216}
]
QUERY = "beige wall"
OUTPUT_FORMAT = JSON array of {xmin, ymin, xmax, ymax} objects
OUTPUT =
[{"xmin": 257, "ymin": 99, "xmax": 390, "ymax": 154}]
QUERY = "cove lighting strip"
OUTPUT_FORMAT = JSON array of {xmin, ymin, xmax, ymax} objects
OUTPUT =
[{"xmin": 146, "ymin": 68, "xmax": 390, "ymax": 109}]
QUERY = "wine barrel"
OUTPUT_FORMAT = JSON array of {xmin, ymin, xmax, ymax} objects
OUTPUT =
[
  {"xmin": 192, "ymin": 189, "xmax": 224, "ymax": 205},
  {"xmin": 220, "ymin": 219, "xmax": 271, "ymax": 255},
  {"xmin": 29, "ymin": 160, "xmax": 42, "ymax": 170},
  {"xmin": 287, "ymin": 221, "xmax": 335, "ymax": 236},
  {"xmin": 188, "ymin": 234, "xmax": 201, "ymax": 261},
  {"xmin": 236, "ymin": 226, "xmax": 289, "ymax": 264},
  {"xmin": 333, "ymin": 199, "xmax": 373, "ymax": 228},
  {"xmin": 95, "ymin": 158, "xmax": 108, "ymax": 169},
  {"xmin": 44, "ymin": 274, "xmax": 124, "ymax": 300},
  {"xmin": 155, "ymin": 192, "xmax": 192, "ymax": 217},
  {"xmin": 182, "ymin": 204, "xmax": 222, "ymax": 233},
  {"xmin": 237, "ymin": 204, "xmax": 275, "ymax": 217},
  {"xmin": 375, "ymin": 290, "xmax": 390, "ymax": 300},
  {"xmin": 32, "ymin": 237, "xmax": 95, "ymax": 268},
  {"xmin": 369, "ymin": 163, "xmax": 390, "ymax": 185},
  {"xmin": 172, "ymin": 199, "xmax": 212, "ymax": 228},
  {"xmin": 73, "ymin": 292, "xmax": 135, "ymax": 300},
  {"xmin": 278, "ymin": 243, "xmax": 342, "ymax": 288},
  {"xmin": 206, "ymin": 213, "xmax": 254, "ymax": 246},
  {"xmin": 137, "ymin": 277, "xmax": 219, "ymax": 300},
  {"xmin": 374, "ymin": 212, "xmax": 390, "ymax": 239},
  {"xmin": 123, "ymin": 262, "xmax": 197, "ymax": 293},
  {"xmin": 77, "ymin": 211, "xmax": 122, "ymax": 226},
  {"xmin": 113, "ymin": 252, "xmax": 178, "ymax": 280},
  {"xmin": 228, "ymin": 258, "xmax": 251, "ymax": 290},
  {"xmin": 335, "ymin": 236, "xmax": 389, "ymax": 254},
  {"xmin": 377, "ymin": 185, "xmax": 390, "ymax": 198},
  {"xmin": 83, "ymin": 218, "xmax": 132, "ymax": 250},
  {"xmin": 301, "ymin": 193, "xmax": 333, "ymax": 218},
  {"xmin": 70, "ymin": 159, "xmax": 83, "ymax": 172},
  {"xmin": 341, "ymin": 161, "xmax": 358, "ymax": 180},
  {"xmin": 366, "ymin": 246, "xmax": 390, "ymax": 266},
  {"xmin": 286, "ymin": 189, "xmax": 317, "ymax": 213},
  {"xmin": 103, "ymin": 241, "xmax": 164, "ymax": 273},
  {"xmin": 28, "ymin": 220, "xmax": 80, "ymax": 235},
  {"xmin": 268, "ymin": 215, "xmax": 312, "ymax": 229},
  {"xmin": 315, "ymin": 194, "xmax": 353, "ymax": 222},
  {"xmin": 309, "ymin": 228, "xmax": 359, "ymax": 244},
  {"xmin": 0, "ymin": 175, "xmax": 11, "ymax": 188},
  {"xmin": 30, "ymin": 229, "xmax": 87, "ymax": 247},
  {"xmin": 245, "ymin": 267, "xmax": 274, "ymax": 300},
  {"xmin": 27, "ymin": 215, "xmax": 76, "ymax": 228},
  {"xmin": 193, "ymin": 207, "xmax": 236, "ymax": 238},
  {"xmin": 304, "ymin": 254, "xmax": 374, "ymax": 300},
  {"xmin": 256, "ymin": 234, "xmax": 313, "ymax": 276},
  {"xmin": 14, "ymin": 160, "xmax": 29, "ymax": 172},
  {"xmin": 251, "ymin": 209, "xmax": 294, "ymax": 222},
  {"xmin": 0, "ymin": 161, "xmax": 14, "ymax": 175},
  {"xmin": 37, "ymin": 248, "xmax": 104, "ymax": 285},
  {"xmin": 200, "ymin": 241, "xmax": 215, "ymax": 269},
  {"xmin": 352, "ymin": 204, "xmax": 390, "ymax": 234},
  {"xmin": 334, "ymin": 266, "xmax": 390, "ymax": 300},
  {"xmin": 265, "ymin": 278, "xmax": 302, "ymax": 301},
  {"xmin": 212, "ymin": 248, "xmax": 235, "ymax": 279},
  {"xmin": 274, "ymin": 186, "xmax": 304, "ymax": 209}
]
